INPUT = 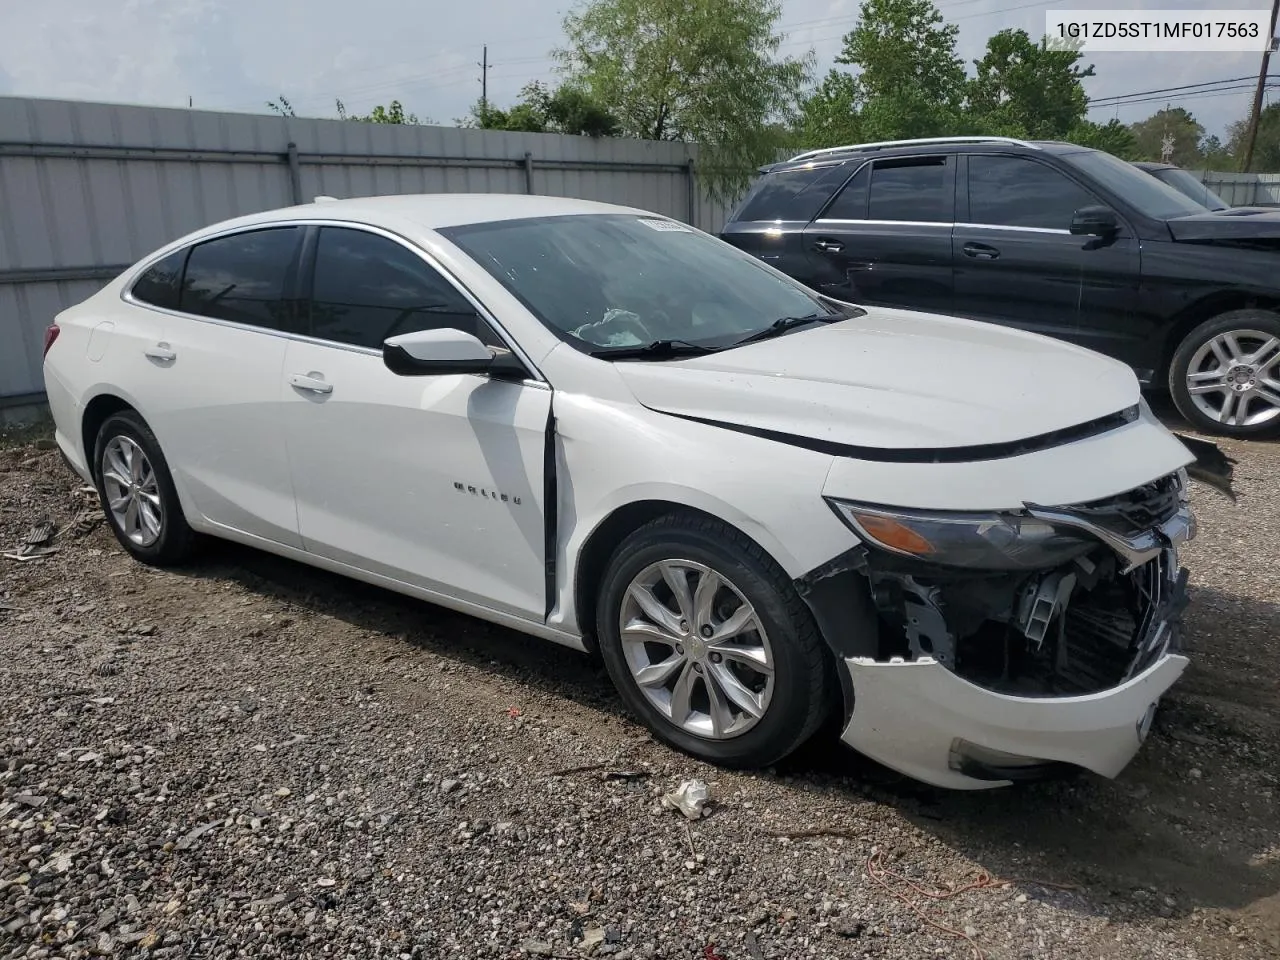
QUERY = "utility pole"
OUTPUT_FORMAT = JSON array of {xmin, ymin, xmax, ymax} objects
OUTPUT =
[
  {"xmin": 1241, "ymin": 0, "xmax": 1280, "ymax": 171},
  {"xmin": 478, "ymin": 45, "xmax": 491, "ymax": 121}
]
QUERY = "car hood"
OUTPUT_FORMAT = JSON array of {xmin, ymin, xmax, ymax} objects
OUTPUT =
[
  {"xmin": 1166, "ymin": 207, "xmax": 1280, "ymax": 241},
  {"xmin": 615, "ymin": 308, "xmax": 1140, "ymax": 454}
]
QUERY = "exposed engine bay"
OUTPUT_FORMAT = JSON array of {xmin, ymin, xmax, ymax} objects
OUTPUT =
[{"xmin": 859, "ymin": 472, "xmax": 1193, "ymax": 697}]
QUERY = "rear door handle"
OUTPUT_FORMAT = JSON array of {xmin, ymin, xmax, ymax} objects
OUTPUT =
[
  {"xmin": 288, "ymin": 373, "xmax": 333, "ymax": 395},
  {"xmin": 144, "ymin": 343, "xmax": 176, "ymax": 362},
  {"xmin": 812, "ymin": 238, "xmax": 844, "ymax": 253},
  {"xmin": 962, "ymin": 242, "xmax": 1000, "ymax": 261}
]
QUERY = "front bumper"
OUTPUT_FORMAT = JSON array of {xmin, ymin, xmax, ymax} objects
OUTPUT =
[
  {"xmin": 814, "ymin": 489, "xmax": 1197, "ymax": 789},
  {"xmin": 840, "ymin": 650, "xmax": 1188, "ymax": 790}
]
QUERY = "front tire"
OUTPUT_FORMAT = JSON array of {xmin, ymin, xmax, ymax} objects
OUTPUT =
[
  {"xmin": 93, "ymin": 410, "xmax": 196, "ymax": 566},
  {"xmin": 595, "ymin": 513, "xmax": 833, "ymax": 768},
  {"xmin": 1169, "ymin": 309, "xmax": 1280, "ymax": 438}
]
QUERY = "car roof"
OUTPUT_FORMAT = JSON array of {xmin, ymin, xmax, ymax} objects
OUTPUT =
[
  {"xmin": 1132, "ymin": 161, "xmax": 1176, "ymax": 171},
  {"xmin": 762, "ymin": 138, "xmax": 1089, "ymax": 174},
  {"xmin": 192, "ymin": 193, "xmax": 651, "ymax": 234}
]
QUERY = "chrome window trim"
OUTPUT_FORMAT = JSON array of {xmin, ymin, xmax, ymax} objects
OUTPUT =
[
  {"xmin": 811, "ymin": 218, "xmax": 1072, "ymax": 235},
  {"xmin": 119, "ymin": 218, "xmax": 548, "ymax": 385},
  {"xmin": 954, "ymin": 223, "xmax": 1072, "ymax": 235},
  {"xmin": 813, "ymin": 218, "xmax": 953, "ymax": 228}
]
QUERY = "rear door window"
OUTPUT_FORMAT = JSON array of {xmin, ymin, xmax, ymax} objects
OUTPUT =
[
  {"xmin": 180, "ymin": 227, "xmax": 304, "ymax": 331},
  {"xmin": 867, "ymin": 158, "xmax": 951, "ymax": 222},
  {"xmin": 734, "ymin": 162, "xmax": 854, "ymax": 222}
]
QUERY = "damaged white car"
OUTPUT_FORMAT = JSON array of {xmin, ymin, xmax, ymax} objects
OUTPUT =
[{"xmin": 42, "ymin": 195, "xmax": 1227, "ymax": 789}]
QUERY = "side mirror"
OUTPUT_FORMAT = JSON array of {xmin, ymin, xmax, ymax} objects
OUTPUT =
[
  {"xmin": 1069, "ymin": 205, "xmax": 1119, "ymax": 237},
  {"xmin": 383, "ymin": 328, "xmax": 494, "ymax": 376}
]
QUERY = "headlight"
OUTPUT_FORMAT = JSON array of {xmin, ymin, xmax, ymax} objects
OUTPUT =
[{"xmin": 826, "ymin": 499, "xmax": 1096, "ymax": 571}]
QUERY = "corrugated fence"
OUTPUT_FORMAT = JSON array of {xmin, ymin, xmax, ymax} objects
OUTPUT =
[
  {"xmin": 0, "ymin": 95, "xmax": 739, "ymax": 408},
  {"xmin": 1191, "ymin": 170, "xmax": 1280, "ymax": 207}
]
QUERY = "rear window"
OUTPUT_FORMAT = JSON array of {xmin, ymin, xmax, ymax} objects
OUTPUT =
[
  {"xmin": 868, "ymin": 158, "xmax": 950, "ymax": 222},
  {"xmin": 822, "ymin": 163, "xmax": 870, "ymax": 219},
  {"xmin": 733, "ymin": 162, "xmax": 854, "ymax": 222},
  {"xmin": 130, "ymin": 249, "xmax": 186, "ymax": 310},
  {"xmin": 180, "ymin": 227, "xmax": 304, "ymax": 332}
]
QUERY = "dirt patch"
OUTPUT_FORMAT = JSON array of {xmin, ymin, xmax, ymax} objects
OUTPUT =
[{"xmin": 1, "ymin": 429, "xmax": 1277, "ymax": 960}]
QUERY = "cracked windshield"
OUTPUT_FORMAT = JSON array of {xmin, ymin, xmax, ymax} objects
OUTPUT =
[{"xmin": 442, "ymin": 214, "xmax": 852, "ymax": 353}]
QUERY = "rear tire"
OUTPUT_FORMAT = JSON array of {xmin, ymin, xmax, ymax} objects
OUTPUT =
[
  {"xmin": 1168, "ymin": 309, "xmax": 1280, "ymax": 439},
  {"xmin": 93, "ymin": 410, "xmax": 196, "ymax": 566},
  {"xmin": 595, "ymin": 513, "xmax": 833, "ymax": 768}
]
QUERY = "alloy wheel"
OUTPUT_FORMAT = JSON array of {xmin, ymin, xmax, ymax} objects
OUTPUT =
[
  {"xmin": 101, "ymin": 435, "xmax": 164, "ymax": 547},
  {"xmin": 618, "ymin": 559, "xmax": 774, "ymax": 740},
  {"xmin": 1185, "ymin": 328, "xmax": 1280, "ymax": 427}
]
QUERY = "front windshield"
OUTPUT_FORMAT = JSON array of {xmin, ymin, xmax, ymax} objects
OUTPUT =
[
  {"xmin": 440, "ymin": 214, "xmax": 849, "ymax": 355},
  {"xmin": 1154, "ymin": 167, "xmax": 1230, "ymax": 211},
  {"xmin": 1062, "ymin": 149, "xmax": 1208, "ymax": 220}
]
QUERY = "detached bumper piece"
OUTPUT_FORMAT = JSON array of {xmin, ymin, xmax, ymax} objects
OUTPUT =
[
  {"xmin": 842, "ymin": 648, "xmax": 1188, "ymax": 790},
  {"xmin": 830, "ymin": 474, "xmax": 1196, "ymax": 789}
]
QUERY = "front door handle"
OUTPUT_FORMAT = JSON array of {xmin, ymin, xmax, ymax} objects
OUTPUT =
[
  {"xmin": 144, "ymin": 342, "xmax": 176, "ymax": 362},
  {"xmin": 288, "ymin": 373, "xmax": 333, "ymax": 395},
  {"xmin": 812, "ymin": 238, "xmax": 844, "ymax": 254},
  {"xmin": 962, "ymin": 242, "xmax": 1000, "ymax": 261}
]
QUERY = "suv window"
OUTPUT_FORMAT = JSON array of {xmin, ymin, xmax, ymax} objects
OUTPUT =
[
  {"xmin": 868, "ymin": 158, "xmax": 949, "ymax": 222},
  {"xmin": 821, "ymin": 162, "xmax": 870, "ymax": 220},
  {"xmin": 309, "ymin": 227, "xmax": 490, "ymax": 350},
  {"xmin": 180, "ymin": 227, "xmax": 303, "ymax": 331},
  {"xmin": 968, "ymin": 156, "xmax": 1096, "ymax": 230},
  {"xmin": 131, "ymin": 249, "xmax": 187, "ymax": 310},
  {"xmin": 1063, "ymin": 148, "xmax": 1204, "ymax": 220},
  {"xmin": 735, "ymin": 162, "xmax": 853, "ymax": 222}
]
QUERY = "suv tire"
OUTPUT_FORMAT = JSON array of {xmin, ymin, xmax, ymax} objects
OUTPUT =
[{"xmin": 1169, "ymin": 309, "xmax": 1280, "ymax": 439}]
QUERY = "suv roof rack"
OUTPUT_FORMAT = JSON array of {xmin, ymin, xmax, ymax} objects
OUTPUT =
[{"xmin": 786, "ymin": 136, "xmax": 1040, "ymax": 164}]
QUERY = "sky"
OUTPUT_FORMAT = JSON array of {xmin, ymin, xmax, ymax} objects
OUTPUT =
[{"xmin": 0, "ymin": 0, "xmax": 1270, "ymax": 140}]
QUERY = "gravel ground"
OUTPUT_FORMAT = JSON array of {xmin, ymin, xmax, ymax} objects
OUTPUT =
[{"xmin": 1, "ymin": 418, "xmax": 1277, "ymax": 960}]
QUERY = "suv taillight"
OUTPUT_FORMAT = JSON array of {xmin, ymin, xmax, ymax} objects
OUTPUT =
[{"xmin": 42, "ymin": 323, "xmax": 60, "ymax": 358}]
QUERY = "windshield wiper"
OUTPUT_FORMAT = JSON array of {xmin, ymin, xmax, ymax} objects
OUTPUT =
[
  {"xmin": 588, "ymin": 339, "xmax": 719, "ymax": 360},
  {"xmin": 731, "ymin": 313, "xmax": 837, "ymax": 347}
]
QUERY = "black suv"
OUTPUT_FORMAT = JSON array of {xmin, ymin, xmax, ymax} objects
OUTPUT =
[
  {"xmin": 1132, "ymin": 161, "xmax": 1230, "ymax": 211},
  {"xmin": 721, "ymin": 136, "xmax": 1280, "ymax": 439}
]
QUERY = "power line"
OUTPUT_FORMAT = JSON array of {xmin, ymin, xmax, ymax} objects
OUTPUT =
[
  {"xmin": 1087, "ymin": 84, "xmax": 1274, "ymax": 110},
  {"xmin": 1091, "ymin": 76, "xmax": 1264, "ymax": 106}
]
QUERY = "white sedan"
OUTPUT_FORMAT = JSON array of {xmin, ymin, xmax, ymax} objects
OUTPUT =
[{"xmin": 43, "ymin": 194, "xmax": 1201, "ymax": 789}]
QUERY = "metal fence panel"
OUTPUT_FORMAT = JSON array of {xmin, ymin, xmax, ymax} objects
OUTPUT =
[
  {"xmin": 0, "ymin": 95, "xmax": 743, "ymax": 403},
  {"xmin": 1188, "ymin": 169, "xmax": 1280, "ymax": 207}
]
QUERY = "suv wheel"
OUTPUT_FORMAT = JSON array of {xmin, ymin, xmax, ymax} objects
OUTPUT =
[
  {"xmin": 595, "ymin": 513, "xmax": 833, "ymax": 768},
  {"xmin": 93, "ymin": 410, "xmax": 197, "ymax": 565},
  {"xmin": 1169, "ymin": 309, "xmax": 1280, "ymax": 439}
]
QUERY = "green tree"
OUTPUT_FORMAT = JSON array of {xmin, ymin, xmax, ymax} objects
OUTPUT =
[
  {"xmin": 795, "ymin": 70, "xmax": 860, "ymax": 149},
  {"xmin": 1067, "ymin": 118, "xmax": 1138, "ymax": 159},
  {"xmin": 967, "ymin": 29, "xmax": 1093, "ymax": 139},
  {"xmin": 1199, "ymin": 134, "xmax": 1233, "ymax": 169},
  {"xmin": 336, "ymin": 99, "xmax": 426, "ymax": 124},
  {"xmin": 556, "ymin": 0, "xmax": 811, "ymax": 201},
  {"xmin": 1227, "ymin": 105, "xmax": 1280, "ymax": 172},
  {"xmin": 545, "ymin": 85, "xmax": 619, "ymax": 137},
  {"xmin": 834, "ymin": 0, "xmax": 966, "ymax": 141},
  {"xmin": 1128, "ymin": 107, "xmax": 1204, "ymax": 166},
  {"xmin": 472, "ymin": 82, "xmax": 619, "ymax": 137}
]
